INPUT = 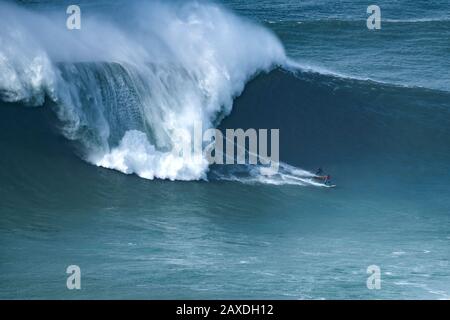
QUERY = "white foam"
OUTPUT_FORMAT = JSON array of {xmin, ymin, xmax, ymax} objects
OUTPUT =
[
  {"xmin": 215, "ymin": 162, "xmax": 330, "ymax": 187},
  {"xmin": 0, "ymin": 1, "xmax": 287, "ymax": 181},
  {"xmin": 94, "ymin": 130, "xmax": 209, "ymax": 181}
]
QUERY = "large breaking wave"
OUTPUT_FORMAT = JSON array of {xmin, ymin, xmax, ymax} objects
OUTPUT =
[
  {"xmin": 3, "ymin": 1, "xmax": 449, "ymax": 188},
  {"xmin": 0, "ymin": 0, "xmax": 286, "ymax": 181}
]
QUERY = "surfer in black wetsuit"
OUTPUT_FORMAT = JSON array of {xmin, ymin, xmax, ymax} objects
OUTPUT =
[
  {"xmin": 314, "ymin": 168, "xmax": 326, "ymax": 180},
  {"xmin": 314, "ymin": 168, "xmax": 331, "ymax": 185}
]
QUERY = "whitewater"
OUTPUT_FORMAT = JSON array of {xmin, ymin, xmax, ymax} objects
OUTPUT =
[{"xmin": 0, "ymin": 0, "xmax": 304, "ymax": 182}]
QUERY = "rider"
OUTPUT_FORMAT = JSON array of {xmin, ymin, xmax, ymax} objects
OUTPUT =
[{"xmin": 315, "ymin": 168, "xmax": 331, "ymax": 185}]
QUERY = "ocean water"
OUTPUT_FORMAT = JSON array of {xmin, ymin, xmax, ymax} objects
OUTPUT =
[{"xmin": 0, "ymin": 0, "xmax": 449, "ymax": 299}]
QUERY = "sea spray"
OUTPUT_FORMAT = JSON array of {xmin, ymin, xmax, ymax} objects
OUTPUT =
[{"xmin": 0, "ymin": 0, "xmax": 286, "ymax": 180}]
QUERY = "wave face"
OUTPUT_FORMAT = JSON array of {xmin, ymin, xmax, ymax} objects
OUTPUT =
[
  {"xmin": 2, "ymin": 64, "xmax": 450, "ymax": 191},
  {"xmin": 2, "ymin": 0, "xmax": 449, "ymax": 186},
  {"xmin": 220, "ymin": 67, "xmax": 450, "ymax": 190},
  {"xmin": 0, "ymin": 0, "xmax": 285, "ymax": 180}
]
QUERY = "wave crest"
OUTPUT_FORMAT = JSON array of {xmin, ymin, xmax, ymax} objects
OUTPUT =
[{"xmin": 0, "ymin": 1, "xmax": 286, "ymax": 180}]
